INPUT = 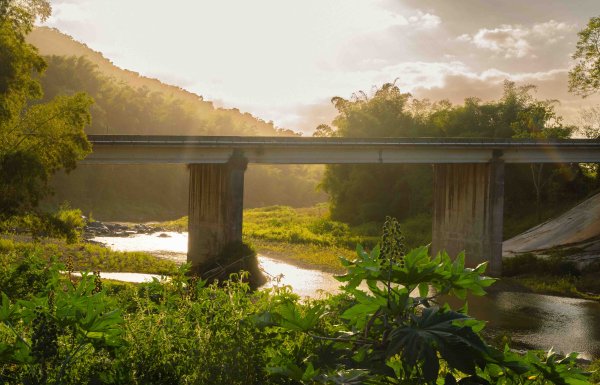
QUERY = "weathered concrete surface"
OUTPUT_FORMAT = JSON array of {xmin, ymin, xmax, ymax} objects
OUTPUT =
[
  {"xmin": 503, "ymin": 192, "xmax": 600, "ymax": 265},
  {"xmin": 85, "ymin": 136, "xmax": 600, "ymax": 165},
  {"xmin": 431, "ymin": 159, "xmax": 504, "ymax": 276},
  {"xmin": 187, "ymin": 154, "xmax": 247, "ymax": 267}
]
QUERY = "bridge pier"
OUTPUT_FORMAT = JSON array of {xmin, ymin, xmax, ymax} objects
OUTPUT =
[
  {"xmin": 431, "ymin": 156, "xmax": 504, "ymax": 276},
  {"xmin": 187, "ymin": 153, "xmax": 247, "ymax": 269}
]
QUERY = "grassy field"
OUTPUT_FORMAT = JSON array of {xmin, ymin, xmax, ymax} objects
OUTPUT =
[
  {"xmin": 0, "ymin": 236, "xmax": 177, "ymax": 275},
  {"xmin": 158, "ymin": 204, "xmax": 433, "ymax": 272}
]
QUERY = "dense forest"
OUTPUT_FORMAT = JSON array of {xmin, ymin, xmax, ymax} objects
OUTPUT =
[
  {"xmin": 28, "ymin": 28, "xmax": 325, "ymax": 220},
  {"xmin": 317, "ymin": 82, "xmax": 600, "ymax": 237}
]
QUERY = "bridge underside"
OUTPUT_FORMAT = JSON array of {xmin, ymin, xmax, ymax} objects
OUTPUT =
[{"xmin": 187, "ymin": 158, "xmax": 505, "ymax": 277}]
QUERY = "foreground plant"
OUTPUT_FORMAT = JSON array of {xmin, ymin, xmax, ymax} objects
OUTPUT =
[
  {"xmin": 0, "ymin": 267, "xmax": 124, "ymax": 384},
  {"xmin": 264, "ymin": 218, "xmax": 591, "ymax": 384}
]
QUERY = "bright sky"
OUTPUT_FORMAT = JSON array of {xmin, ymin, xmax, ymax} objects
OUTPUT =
[{"xmin": 44, "ymin": 0, "xmax": 600, "ymax": 134}]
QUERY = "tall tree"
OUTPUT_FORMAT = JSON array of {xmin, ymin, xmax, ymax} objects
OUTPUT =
[
  {"xmin": 568, "ymin": 16, "xmax": 600, "ymax": 97},
  {"xmin": 510, "ymin": 85, "xmax": 574, "ymax": 221},
  {"xmin": 319, "ymin": 81, "xmax": 592, "ymax": 231},
  {"xmin": 0, "ymin": 0, "xmax": 92, "ymax": 216},
  {"xmin": 318, "ymin": 83, "xmax": 432, "ymax": 224}
]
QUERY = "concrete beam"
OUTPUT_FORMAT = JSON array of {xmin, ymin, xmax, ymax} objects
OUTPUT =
[{"xmin": 84, "ymin": 136, "xmax": 600, "ymax": 165}]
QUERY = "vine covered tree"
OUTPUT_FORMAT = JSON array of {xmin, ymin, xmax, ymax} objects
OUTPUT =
[{"xmin": 0, "ymin": 0, "xmax": 92, "ymax": 216}]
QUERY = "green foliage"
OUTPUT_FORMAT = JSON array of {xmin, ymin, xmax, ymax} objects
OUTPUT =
[
  {"xmin": 0, "ymin": 250, "xmax": 53, "ymax": 299},
  {"xmin": 0, "ymin": 2, "xmax": 92, "ymax": 218},
  {"xmin": 241, "ymin": 205, "xmax": 378, "ymax": 270},
  {"xmin": 116, "ymin": 272, "xmax": 274, "ymax": 384},
  {"xmin": 319, "ymin": 81, "xmax": 597, "ymax": 232},
  {"xmin": 262, "ymin": 219, "xmax": 591, "ymax": 384},
  {"xmin": 0, "ymin": 267, "xmax": 125, "ymax": 384},
  {"xmin": 569, "ymin": 16, "xmax": 600, "ymax": 97},
  {"xmin": 502, "ymin": 252, "xmax": 600, "ymax": 300},
  {"xmin": 32, "ymin": 52, "xmax": 324, "ymax": 220},
  {"xmin": 503, "ymin": 253, "xmax": 580, "ymax": 278},
  {"xmin": 1, "ymin": 205, "xmax": 85, "ymax": 243},
  {"xmin": 197, "ymin": 241, "xmax": 265, "ymax": 289},
  {"xmin": 0, "ymin": 220, "xmax": 595, "ymax": 384},
  {"xmin": 243, "ymin": 205, "xmax": 373, "ymax": 249},
  {"xmin": 0, "ymin": 253, "xmax": 281, "ymax": 384},
  {"xmin": 589, "ymin": 358, "xmax": 600, "ymax": 383},
  {"xmin": 0, "ymin": 237, "xmax": 177, "ymax": 276}
]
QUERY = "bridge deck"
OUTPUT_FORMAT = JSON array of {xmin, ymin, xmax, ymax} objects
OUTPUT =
[{"xmin": 84, "ymin": 135, "xmax": 600, "ymax": 164}]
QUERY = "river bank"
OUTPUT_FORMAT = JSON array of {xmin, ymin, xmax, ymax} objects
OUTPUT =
[
  {"xmin": 3, "ymin": 221, "xmax": 600, "ymax": 362},
  {"xmin": 88, "ymin": 229, "xmax": 600, "ymax": 361},
  {"xmin": 83, "ymin": 205, "xmax": 600, "ymax": 301}
]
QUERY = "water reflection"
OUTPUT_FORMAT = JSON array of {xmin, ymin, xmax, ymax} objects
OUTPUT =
[
  {"xmin": 92, "ymin": 232, "xmax": 600, "ymax": 359},
  {"xmin": 455, "ymin": 292, "xmax": 600, "ymax": 359}
]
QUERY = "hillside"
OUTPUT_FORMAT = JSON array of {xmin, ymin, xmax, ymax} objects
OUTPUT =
[
  {"xmin": 27, "ymin": 27, "xmax": 326, "ymax": 219},
  {"xmin": 27, "ymin": 27, "xmax": 294, "ymax": 137},
  {"xmin": 28, "ymin": 27, "xmax": 205, "ymax": 104}
]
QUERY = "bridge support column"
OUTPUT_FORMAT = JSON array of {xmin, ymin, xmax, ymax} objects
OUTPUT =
[
  {"xmin": 187, "ymin": 153, "xmax": 247, "ymax": 269},
  {"xmin": 431, "ymin": 155, "xmax": 504, "ymax": 276}
]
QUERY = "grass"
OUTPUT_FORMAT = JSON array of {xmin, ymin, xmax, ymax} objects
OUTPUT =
[
  {"xmin": 156, "ymin": 204, "xmax": 433, "ymax": 272},
  {"xmin": 157, "ymin": 216, "xmax": 187, "ymax": 232},
  {"xmin": 0, "ymin": 236, "xmax": 177, "ymax": 275},
  {"xmin": 243, "ymin": 205, "xmax": 374, "ymax": 271},
  {"xmin": 248, "ymin": 238, "xmax": 353, "ymax": 273},
  {"xmin": 502, "ymin": 252, "xmax": 600, "ymax": 300}
]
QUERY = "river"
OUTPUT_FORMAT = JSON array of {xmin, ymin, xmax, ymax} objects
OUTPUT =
[{"xmin": 93, "ymin": 231, "xmax": 600, "ymax": 360}]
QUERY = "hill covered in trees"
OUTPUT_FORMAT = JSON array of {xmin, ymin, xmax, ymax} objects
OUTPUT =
[
  {"xmin": 28, "ymin": 27, "xmax": 290, "ymax": 136},
  {"xmin": 27, "ymin": 27, "xmax": 325, "ymax": 220}
]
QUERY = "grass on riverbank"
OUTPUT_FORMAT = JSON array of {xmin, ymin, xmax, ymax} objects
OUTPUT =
[
  {"xmin": 0, "ymin": 236, "xmax": 177, "ymax": 275},
  {"xmin": 502, "ymin": 252, "xmax": 600, "ymax": 300},
  {"xmin": 159, "ymin": 205, "xmax": 432, "ymax": 272}
]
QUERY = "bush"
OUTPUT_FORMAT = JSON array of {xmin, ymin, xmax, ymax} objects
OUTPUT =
[
  {"xmin": 503, "ymin": 253, "xmax": 580, "ymax": 277},
  {"xmin": 262, "ymin": 218, "xmax": 592, "ymax": 384},
  {"xmin": 0, "ymin": 220, "xmax": 594, "ymax": 384},
  {"xmin": 0, "ymin": 204, "xmax": 85, "ymax": 243}
]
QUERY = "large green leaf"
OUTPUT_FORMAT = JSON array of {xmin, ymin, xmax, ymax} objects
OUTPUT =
[
  {"xmin": 276, "ymin": 301, "xmax": 324, "ymax": 332},
  {"xmin": 387, "ymin": 307, "xmax": 489, "ymax": 382}
]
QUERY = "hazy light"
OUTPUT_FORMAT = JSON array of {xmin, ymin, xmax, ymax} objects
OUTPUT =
[{"xmin": 43, "ymin": 0, "xmax": 600, "ymax": 132}]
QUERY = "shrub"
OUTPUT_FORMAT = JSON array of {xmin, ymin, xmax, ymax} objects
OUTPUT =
[
  {"xmin": 262, "ymin": 218, "xmax": 591, "ymax": 384},
  {"xmin": 503, "ymin": 253, "xmax": 580, "ymax": 277}
]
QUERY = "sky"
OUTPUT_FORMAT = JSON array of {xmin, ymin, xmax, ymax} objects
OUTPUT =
[{"xmin": 43, "ymin": 0, "xmax": 600, "ymax": 135}]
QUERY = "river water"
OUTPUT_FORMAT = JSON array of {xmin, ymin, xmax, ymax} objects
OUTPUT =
[{"xmin": 93, "ymin": 231, "xmax": 600, "ymax": 360}]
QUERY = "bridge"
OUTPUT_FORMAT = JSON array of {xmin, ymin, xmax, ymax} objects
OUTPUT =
[{"xmin": 85, "ymin": 135, "xmax": 600, "ymax": 276}]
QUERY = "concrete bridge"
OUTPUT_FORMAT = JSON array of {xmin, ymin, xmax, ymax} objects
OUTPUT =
[{"xmin": 85, "ymin": 135, "xmax": 600, "ymax": 276}]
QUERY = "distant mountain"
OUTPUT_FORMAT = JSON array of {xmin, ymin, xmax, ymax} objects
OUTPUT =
[{"xmin": 27, "ymin": 27, "xmax": 296, "ymax": 137}]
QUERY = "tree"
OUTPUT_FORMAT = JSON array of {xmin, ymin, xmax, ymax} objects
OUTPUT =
[
  {"xmin": 319, "ymin": 81, "xmax": 594, "ymax": 233},
  {"xmin": 578, "ymin": 104, "xmax": 600, "ymax": 139},
  {"xmin": 318, "ymin": 83, "xmax": 433, "ymax": 224},
  {"xmin": 0, "ymin": 0, "xmax": 92, "ymax": 216},
  {"xmin": 511, "ymin": 95, "xmax": 574, "ymax": 221},
  {"xmin": 568, "ymin": 16, "xmax": 600, "ymax": 97}
]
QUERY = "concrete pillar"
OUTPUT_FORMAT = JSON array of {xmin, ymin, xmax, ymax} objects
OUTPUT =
[
  {"xmin": 431, "ymin": 155, "xmax": 504, "ymax": 276},
  {"xmin": 187, "ymin": 152, "xmax": 247, "ymax": 268}
]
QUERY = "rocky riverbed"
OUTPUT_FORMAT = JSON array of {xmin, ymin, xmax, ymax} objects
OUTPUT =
[{"xmin": 84, "ymin": 220, "xmax": 165, "ymax": 238}]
